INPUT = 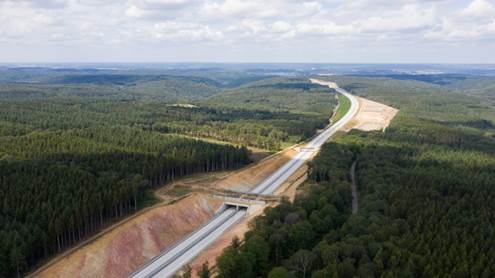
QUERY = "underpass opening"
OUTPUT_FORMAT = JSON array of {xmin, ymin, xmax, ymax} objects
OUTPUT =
[{"xmin": 224, "ymin": 203, "xmax": 250, "ymax": 211}]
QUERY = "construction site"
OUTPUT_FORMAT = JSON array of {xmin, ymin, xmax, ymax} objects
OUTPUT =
[{"xmin": 31, "ymin": 82, "xmax": 397, "ymax": 278}]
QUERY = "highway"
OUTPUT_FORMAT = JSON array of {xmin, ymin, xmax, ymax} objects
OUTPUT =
[
  {"xmin": 129, "ymin": 79, "xmax": 359, "ymax": 278},
  {"xmin": 130, "ymin": 207, "xmax": 245, "ymax": 278},
  {"xmin": 250, "ymin": 79, "xmax": 359, "ymax": 195}
]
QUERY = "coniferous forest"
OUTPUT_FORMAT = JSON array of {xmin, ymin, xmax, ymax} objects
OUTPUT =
[
  {"xmin": 1, "ymin": 1, "xmax": 495, "ymax": 277},
  {"xmin": 2, "ymin": 66, "xmax": 495, "ymax": 278},
  {"xmin": 215, "ymin": 75, "xmax": 495, "ymax": 277},
  {"xmin": 0, "ymin": 69, "xmax": 338, "ymax": 277}
]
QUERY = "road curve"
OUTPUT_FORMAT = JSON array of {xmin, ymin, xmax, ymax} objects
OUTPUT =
[
  {"xmin": 129, "ymin": 79, "xmax": 359, "ymax": 278},
  {"xmin": 250, "ymin": 79, "xmax": 359, "ymax": 195}
]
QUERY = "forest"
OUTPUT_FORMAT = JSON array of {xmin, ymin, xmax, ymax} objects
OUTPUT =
[
  {"xmin": 0, "ymin": 127, "xmax": 250, "ymax": 277},
  {"xmin": 215, "ymin": 76, "xmax": 495, "ymax": 277},
  {"xmin": 0, "ymin": 74, "xmax": 336, "ymax": 151},
  {"xmin": 0, "ymin": 69, "xmax": 337, "ymax": 277}
]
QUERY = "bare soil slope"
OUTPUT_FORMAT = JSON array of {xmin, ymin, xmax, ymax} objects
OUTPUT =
[
  {"xmin": 32, "ymin": 91, "xmax": 398, "ymax": 278},
  {"xmin": 214, "ymin": 147, "xmax": 299, "ymax": 192},
  {"xmin": 187, "ymin": 164, "xmax": 309, "ymax": 276},
  {"xmin": 33, "ymin": 194, "xmax": 222, "ymax": 278},
  {"xmin": 185, "ymin": 96, "xmax": 399, "ymax": 274},
  {"xmin": 345, "ymin": 97, "xmax": 398, "ymax": 131},
  {"xmin": 32, "ymin": 146, "xmax": 298, "ymax": 278}
]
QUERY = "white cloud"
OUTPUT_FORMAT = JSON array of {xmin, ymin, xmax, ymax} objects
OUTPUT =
[
  {"xmin": 138, "ymin": 0, "xmax": 192, "ymax": 7},
  {"xmin": 202, "ymin": 0, "xmax": 278, "ymax": 18},
  {"xmin": 423, "ymin": 0, "xmax": 495, "ymax": 41},
  {"xmin": 462, "ymin": 0, "xmax": 495, "ymax": 17},
  {"xmin": 271, "ymin": 21, "xmax": 292, "ymax": 33},
  {"xmin": 425, "ymin": 16, "xmax": 495, "ymax": 41},
  {"xmin": 125, "ymin": 5, "xmax": 147, "ymax": 18},
  {"xmin": 425, "ymin": 18, "xmax": 481, "ymax": 40},
  {"xmin": 301, "ymin": 2, "xmax": 322, "ymax": 15},
  {"xmin": 486, "ymin": 19, "xmax": 495, "ymax": 32},
  {"xmin": 0, "ymin": 0, "xmax": 494, "ymax": 62},
  {"xmin": 358, "ymin": 4, "xmax": 436, "ymax": 33},
  {"xmin": 124, "ymin": 0, "xmax": 194, "ymax": 19},
  {"xmin": 295, "ymin": 21, "xmax": 355, "ymax": 36},
  {"xmin": 13, "ymin": 0, "xmax": 68, "ymax": 9},
  {"xmin": 201, "ymin": 0, "xmax": 323, "ymax": 19},
  {"xmin": 0, "ymin": 1, "xmax": 58, "ymax": 38},
  {"xmin": 149, "ymin": 21, "xmax": 223, "ymax": 41}
]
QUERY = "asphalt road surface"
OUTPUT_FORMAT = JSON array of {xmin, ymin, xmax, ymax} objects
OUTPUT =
[
  {"xmin": 250, "ymin": 82, "xmax": 359, "ymax": 195},
  {"xmin": 130, "ymin": 80, "xmax": 359, "ymax": 278}
]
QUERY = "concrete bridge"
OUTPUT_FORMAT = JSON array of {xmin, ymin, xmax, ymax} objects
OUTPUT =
[{"xmin": 212, "ymin": 192, "xmax": 283, "ymax": 215}]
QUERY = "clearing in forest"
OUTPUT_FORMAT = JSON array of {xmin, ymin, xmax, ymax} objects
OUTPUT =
[{"xmin": 345, "ymin": 97, "xmax": 398, "ymax": 132}]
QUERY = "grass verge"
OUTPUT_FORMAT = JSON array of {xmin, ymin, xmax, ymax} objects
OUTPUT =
[{"xmin": 331, "ymin": 93, "xmax": 351, "ymax": 123}]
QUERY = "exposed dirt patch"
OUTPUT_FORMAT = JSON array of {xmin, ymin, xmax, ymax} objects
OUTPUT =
[
  {"xmin": 186, "ymin": 160, "xmax": 310, "ymax": 276},
  {"xmin": 344, "ymin": 97, "xmax": 398, "ymax": 132},
  {"xmin": 274, "ymin": 163, "xmax": 310, "ymax": 201},
  {"xmin": 214, "ymin": 147, "xmax": 299, "ymax": 192},
  {"xmin": 32, "ymin": 145, "xmax": 298, "ymax": 278},
  {"xmin": 187, "ymin": 204, "xmax": 266, "ymax": 276},
  {"xmin": 33, "ymin": 193, "xmax": 222, "ymax": 278},
  {"xmin": 32, "ymin": 90, "xmax": 398, "ymax": 278},
  {"xmin": 182, "ymin": 94, "xmax": 399, "ymax": 274},
  {"xmin": 310, "ymin": 78, "xmax": 398, "ymax": 132},
  {"xmin": 156, "ymin": 146, "xmax": 300, "ymax": 198}
]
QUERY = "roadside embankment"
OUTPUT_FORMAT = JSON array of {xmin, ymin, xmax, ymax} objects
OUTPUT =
[{"xmin": 33, "ymin": 193, "xmax": 222, "ymax": 278}]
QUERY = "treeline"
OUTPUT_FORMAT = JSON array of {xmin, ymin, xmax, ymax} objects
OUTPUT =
[
  {"xmin": 213, "ymin": 76, "xmax": 495, "ymax": 277},
  {"xmin": 0, "ymin": 98, "xmax": 329, "ymax": 151},
  {"xmin": 0, "ymin": 74, "xmax": 221, "ymax": 102},
  {"xmin": 207, "ymin": 77, "xmax": 337, "ymax": 116},
  {"xmin": 0, "ymin": 74, "xmax": 337, "ymax": 277},
  {"xmin": 0, "ymin": 126, "xmax": 250, "ymax": 277},
  {"xmin": 147, "ymin": 106, "xmax": 328, "ymax": 151},
  {"xmin": 330, "ymin": 75, "xmax": 494, "ymax": 123},
  {"xmin": 215, "ymin": 111, "xmax": 495, "ymax": 277},
  {"xmin": 159, "ymin": 116, "xmax": 327, "ymax": 151},
  {"xmin": 0, "ymin": 76, "xmax": 336, "ymax": 151},
  {"xmin": 215, "ymin": 142, "xmax": 355, "ymax": 278}
]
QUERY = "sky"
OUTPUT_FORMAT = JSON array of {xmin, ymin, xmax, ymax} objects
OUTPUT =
[{"xmin": 0, "ymin": 0, "xmax": 494, "ymax": 63}]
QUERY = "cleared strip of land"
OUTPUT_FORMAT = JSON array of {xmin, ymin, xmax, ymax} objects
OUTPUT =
[
  {"xmin": 32, "ymin": 80, "xmax": 397, "ymax": 278},
  {"xmin": 344, "ymin": 97, "xmax": 398, "ymax": 132}
]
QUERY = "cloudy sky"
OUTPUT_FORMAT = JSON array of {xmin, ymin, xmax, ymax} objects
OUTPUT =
[{"xmin": 0, "ymin": 0, "xmax": 494, "ymax": 63}]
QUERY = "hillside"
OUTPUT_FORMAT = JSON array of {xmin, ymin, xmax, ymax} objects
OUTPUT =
[
  {"xmin": 207, "ymin": 77, "xmax": 337, "ymax": 115},
  {"xmin": 0, "ymin": 70, "xmax": 338, "ymax": 277},
  {"xmin": 215, "ymin": 76, "xmax": 495, "ymax": 277}
]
